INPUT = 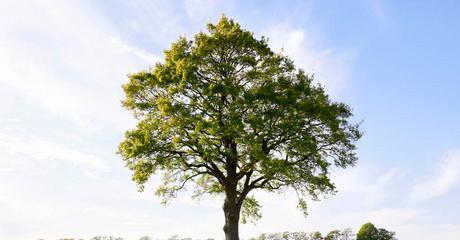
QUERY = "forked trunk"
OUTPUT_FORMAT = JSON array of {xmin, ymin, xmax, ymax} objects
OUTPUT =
[{"xmin": 223, "ymin": 190, "xmax": 241, "ymax": 240}]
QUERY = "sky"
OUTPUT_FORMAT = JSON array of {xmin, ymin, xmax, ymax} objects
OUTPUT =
[{"xmin": 0, "ymin": 0, "xmax": 459, "ymax": 239}]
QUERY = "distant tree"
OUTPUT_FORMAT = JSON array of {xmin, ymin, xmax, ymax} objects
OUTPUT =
[
  {"xmin": 357, "ymin": 223, "xmax": 397, "ymax": 240},
  {"xmin": 251, "ymin": 232, "xmax": 274, "ymax": 240},
  {"xmin": 289, "ymin": 232, "xmax": 311, "ymax": 240},
  {"xmin": 119, "ymin": 16, "xmax": 361, "ymax": 240},
  {"xmin": 325, "ymin": 230, "xmax": 341, "ymax": 240},
  {"xmin": 139, "ymin": 236, "xmax": 152, "ymax": 240},
  {"xmin": 91, "ymin": 236, "xmax": 124, "ymax": 240},
  {"xmin": 251, "ymin": 229, "xmax": 356, "ymax": 240},
  {"xmin": 340, "ymin": 228, "xmax": 354, "ymax": 240},
  {"xmin": 310, "ymin": 231, "xmax": 323, "ymax": 240},
  {"xmin": 376, "ymin": 228, "xmax": 397, "ymax": 240},
  {"xmin": 167, "ymin": 235, "xmax": 192, "ymax": 240},
  {"xmin": 357, "ymin": 223, "xmax": 379, "ymax": 240},
  {"xmin": 325, "ymin": 229, "xmax": 354, "ymax": 240},
  {"xmin": 168, "ymin": 235, "xmax": 179, "ymax": 240},
  {"xmin": 250, "ymin": 231, "xmax": 310, "ymax": 240}
]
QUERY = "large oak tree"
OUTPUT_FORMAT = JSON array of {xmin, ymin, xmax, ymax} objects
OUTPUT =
[{"xmin": 118, "ymin": 16, "xmax": 361, "ymax": 240}]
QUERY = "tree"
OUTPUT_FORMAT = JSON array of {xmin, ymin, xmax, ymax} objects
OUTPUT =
[
  {"xmin": 310, "ymin": 232, "xmax": 323, "ymax": 240},
  {"xmin": 325, "ymin": 230, "xmax": 341, "ymax": 240},
  {"xmin": 118, "ymin": 16, "xmax": 361, "ymax": 240},
  {"xmin": 357, "ymin": 223, "xmax": 379, "ymax": 240},
  {"xmin": 139, "ymin": 236, "xmax": 152, "ymax": 240},
  {"xmin": 376, "ymin": 228, "xmax": 397, "ymax": 240},
  {"xmin": 325, "ymin": 229, "xmax": 354, "ymax": 240},
  {"xmin": 91, "ymin": 236, "xmax": 124, "ymax": 240},
  {"xmin": 357, "ymin": 223, "xmax": 397, "ymax": 240},
  {"xmin": 250, "ymin": 231, "xmax": 310, "ymax": 240},
  {"xmin": 339, "ymin": 228, "xmax": 354, "ymax": 240}
]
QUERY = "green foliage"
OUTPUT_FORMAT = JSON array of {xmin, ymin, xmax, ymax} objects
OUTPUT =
[
  {"xmin": 325, "ymin": 230, "xmax": 341, "ymax": 240},
  {"xmin": 357, "ymin": 223, "xmax": 379, "ymax": 240},
  {"xmin": 376, "ymin": 228, "xmax": 397, "ymax": 240},
  {"xmin": 241, "ymin": 195, "xmax": 262, "ymax": 224},
  {"xmin": 118, "ymin": 15, "xmax": 361, "ymax": 224},
  {"xmin": 357, "ymin": 223, "xmax": 396, "ymax": 240},
  {"xmin": 309, "ymin": 232, "xmax": 323, "ymax": 240}
]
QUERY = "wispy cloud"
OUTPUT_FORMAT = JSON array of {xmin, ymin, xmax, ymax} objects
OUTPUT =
[
  {"xmin": 0, "ymin": 130, "xmax": 108, "ymax": 175},
  {"xmin": 332, "ymin": 165, "xmax": 406, "ymax": 206},
  {"xmin": 411, "ymin": 149, "xmax": 460, "ymax": 201},
  {"xmin": 366, "ymin": 208, "xmax": 424, "ymax": 227},
  {"xmin": 0, "ymin": 0, "xmax": 157, "ymax": 130},
  {"xmin": 111, "ymin": 37, "xmax": 162, "ymax": 64}
]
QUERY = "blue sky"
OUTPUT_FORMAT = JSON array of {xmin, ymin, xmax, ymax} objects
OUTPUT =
[{"xmin": 0, "ymin": 0, "xmax": 459, "ymax": 239}]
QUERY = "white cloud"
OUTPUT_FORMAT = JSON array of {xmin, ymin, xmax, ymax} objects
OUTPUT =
[
  {"xmin": 411, "ymin": 149, "xmax": 460, "ymax": 201},
  {"xmin": 111, "ymin": 37, "xmax": 163, "ymax": 64},
  {"xmin": 264, "ymin": 24, "xmax": 354, "ymax": 96},
  {"xmin": 0, "ymin": 130, "xmax": 108, "ymax": 175},
  {"xmin": 399, "ymin": 223, "xmax": 460, "ymax": 240},
  {"xmin": 366, "ymin": 208, "xmax": 423, "ymax": 227},
  {"xmin": 332, "ymin": 165, "xmax": 405, "ymax": 206},
  {"xmin": 0, "ymin": 0, "xmax": 158, "ymax": 131},
  {"xmin": 377, "ymin": 167, "xmax": 405, "ymax": 185}
]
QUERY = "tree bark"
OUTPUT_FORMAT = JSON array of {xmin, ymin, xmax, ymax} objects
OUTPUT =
[{"xmin": 222, "ymin": 187, "xmax": 241, "ymax": 240}]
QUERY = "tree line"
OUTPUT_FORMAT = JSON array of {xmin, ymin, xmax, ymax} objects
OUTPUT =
[
  {"xmin": 50, "ymin": 222, "xmax": 396, "ymax": 240},
  {"xmin": 251, "ymin": 222, "xmax": 396, "ymax": 240}
]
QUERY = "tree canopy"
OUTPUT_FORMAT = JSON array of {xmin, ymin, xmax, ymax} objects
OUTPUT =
[
  {"xmin": 118, "ymin": 16, "xmax": 361, "ymax": 240},
  {"xmin": 356, "ymin": 223, "xmax": 397, "ymax": 240}
]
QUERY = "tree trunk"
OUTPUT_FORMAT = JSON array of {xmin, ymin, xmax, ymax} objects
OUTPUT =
[{"xmin": 223, "ymin": 189, "xmax": 241, "ymax": 240}]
